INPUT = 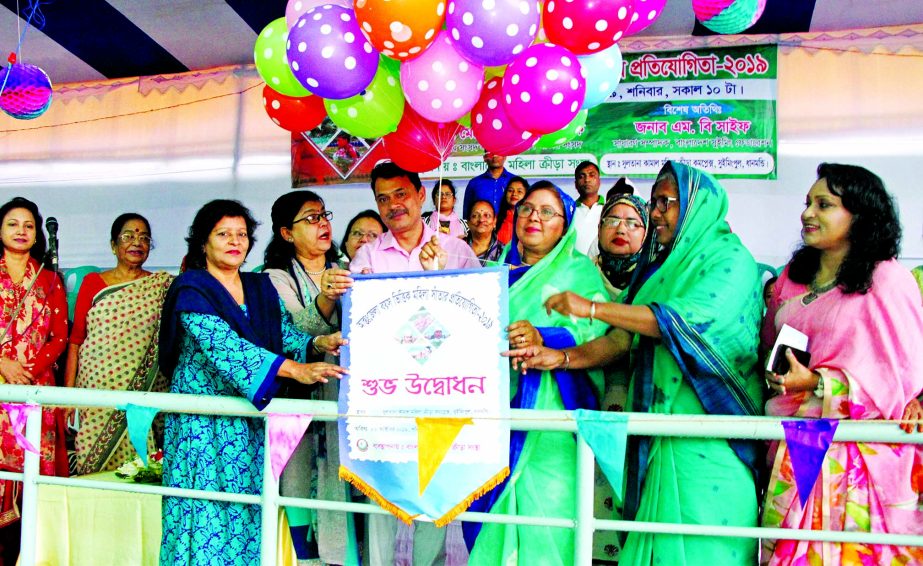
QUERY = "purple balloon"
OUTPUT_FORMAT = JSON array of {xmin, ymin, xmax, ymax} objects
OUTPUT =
[
  {"xmin": 446, "ymin": 0, "xmax": 540, "ymax": 67},
  {"xmin": 287, "ymin": 5, "xmax": 380, "ymax": 99}
]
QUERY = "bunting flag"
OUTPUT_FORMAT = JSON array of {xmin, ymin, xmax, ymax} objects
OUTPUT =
[
  {"xmin": 0, "ymin": 403, "xmax": 40, "ymax": 455},
  {"xmin": 574, "ymin": 410, "xmax": 629, "ymax": 504},
  {"xmin": 416, "ymin": 417, "xmax": 474, "ymax": 496},
  {"xmin": 267, "ymin": 413, "xmax": 313, "ymax": 482},
  {"xmin": 125, "ymin": 403, "xmax": 160, "ymax": 465},
  {"xmin": 781, "ymin": 418, "xmax": 839, "ymax": 507}
]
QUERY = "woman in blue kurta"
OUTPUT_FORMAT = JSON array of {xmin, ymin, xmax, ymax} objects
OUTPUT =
[{"xmin": 158, "ymin": 200, "xmax": 347, "ymax": 565}]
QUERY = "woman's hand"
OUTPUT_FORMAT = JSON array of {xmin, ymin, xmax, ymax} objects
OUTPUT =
[
  {"xmin": 900, "ymin": 398, "xmax": 923, "ymax": 433},
  {"xmin": 286, "ymin": 361, "xmax": 348, "ymax": 385},
  {"xmin": 319, "ymin": 268, "xmax": 354, "ymax": 301},
  {"xmin": 544, "ymin": 291, "xmax": 592, "ymax": 319},
  {"xmin": 313, "ymin": 332, "xmax": 347, "ymax": 356},
  {"xmin": 507, "ymin": 320, "xmax": 543, "ymax": 350},
  {"xmin": 502, "ymin": 345, "xmax": 566, "ymax": 374},
  {"xmin": 0, "ymin": 357, "xmax": 33, "ymax": 385},
  {"xmin": 765, "ymin": 348, "xmax": 818, "ymax": 395}
]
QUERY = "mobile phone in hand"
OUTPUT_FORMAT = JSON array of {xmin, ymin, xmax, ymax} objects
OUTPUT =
[{"xmin": 770, "ymin": 347, "xmax": 811, "ymax": 375}]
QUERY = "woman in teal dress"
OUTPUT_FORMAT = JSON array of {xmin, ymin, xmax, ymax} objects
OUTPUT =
[{"xmin": 158, "ymin": 200, "xmax": 347, "ymax": 565}]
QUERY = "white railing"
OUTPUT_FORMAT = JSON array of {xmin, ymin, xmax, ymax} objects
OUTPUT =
[{"xmin": 1, "ymin": 383, "xmax": 922, "ymax": 565}]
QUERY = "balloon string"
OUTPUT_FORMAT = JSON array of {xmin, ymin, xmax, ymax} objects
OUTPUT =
[{"xmin": 1, "ymin": 0, "xmax": 44, "ymax": 100}]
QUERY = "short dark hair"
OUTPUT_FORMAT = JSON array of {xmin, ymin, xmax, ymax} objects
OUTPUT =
[
  {"xmin": 0, "ymin": 197, "xmax": 47, "ymax": 263},
  {"xmin": 370, "ymin": 161, "xmax": 422, "ymax": 194},
  {"xmin": 431, "ymin": 179, "xmax": 456, "ymax": 203},
  {"xmin": 110, "ymin": 213, "xmax": 151, "ymax": 245},
  {"xmin": 339, "ymin": 210, "xmax": 386, "ymax": 259},
  {"xmin": 183, "ymin": 200, "xmax": 259, "ymax": 271},
  {"xmin": 263, "ymin": 191, "xmax": 339, "ymax": 270},
  {"xmin": 575, "ymin": 161, "xmax": 599, "ymax": 176},
  {"xmin": 788, "ymin": 163, "xmax": 901, "ymax": 295}
]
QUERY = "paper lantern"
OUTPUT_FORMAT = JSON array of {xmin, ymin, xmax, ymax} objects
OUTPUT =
[
  {"xmin": 0, "ymin": 63, "xmax": 52, "ymax": 120},
  {"xmin": 692, "ymin": 0, "xmax": 766, "ymax": 35}
]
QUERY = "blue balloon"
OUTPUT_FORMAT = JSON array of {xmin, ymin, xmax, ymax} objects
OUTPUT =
[{"xmin": 578, "ymin": 44, "xmax": 622, "ymax": 111}]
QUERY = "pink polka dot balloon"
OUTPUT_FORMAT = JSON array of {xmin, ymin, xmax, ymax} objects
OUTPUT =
[
  {"xmin": 287, "ymin": 5, "xmax": 380, "ymax": 99},
  {"xmin": 624, "ymin": 0, "xmax": 667, "ymax": 37},
  {"xmin": 354, "ymin": 0, "xmax": 446, "ymax": 61},
  {"xmin": 542, "ymin": 0, "xmax": 635, "ymax": 55},
  {"xmin": 471, "ymin": 78, "xmax": 536, "ymax": 156},
  {"xmin": 446, "ymin": 0, "xmax": 540, "ymax": 67},
  {"xmin": 502, "ymin": 43, "xmax": 586, "ymax": 135},
  {"xmin": 285, "ymin": 0, "xmax": 351, "ymax": 30},
  {"xmin": 402, "ymin": 30, "xmax": 484, "ymax": 123}
]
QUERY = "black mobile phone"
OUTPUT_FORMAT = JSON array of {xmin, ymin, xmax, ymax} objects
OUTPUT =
[{"xmin": 770, "ymin": 346, "xmax": 811, "ymax": 375}]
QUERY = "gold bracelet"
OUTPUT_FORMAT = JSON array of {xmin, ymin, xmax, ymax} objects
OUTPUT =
[
  {"xmin": 589, "ymin": 302, "xmax": 596, "ymax": 322},
  {"xmin": 561, "ymin": 349, "xmax": 570, "ymax": 371}
]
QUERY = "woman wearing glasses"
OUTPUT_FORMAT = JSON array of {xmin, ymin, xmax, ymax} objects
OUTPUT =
[
  {"xmin": 159, "ymin": 199, "xmax": 346, "ymax": 565},
  {"xmin": 466, "ymin": 181, "xmax": 609, "ymax": 565},
  {"xmin": 262, "ymin": 190, "xmax": 359, "ymax": 565},
  {"xmin": 64, "ymin": 213, "xmax": 174, "ymax": 475},
  {"xmin": 593, "ymin": 193, "xmax": 649, "ymax": 300},
  {"xmin": 511, "ymin": 163, "xmax": 764, "ymax": 565},
  {"xmin": 338, "ymin": 210, "xmax": 385, "ymax": 267},
  {"xmin": 422, "ymin": 179, "xmax": 468, "ymax": 238}
]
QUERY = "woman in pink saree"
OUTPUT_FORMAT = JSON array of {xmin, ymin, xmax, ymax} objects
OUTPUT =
[{"xmin": 761, "ymin": 163, "xmax": 923, "ymax": 565}]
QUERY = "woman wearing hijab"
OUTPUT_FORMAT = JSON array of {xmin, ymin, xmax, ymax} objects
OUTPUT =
[
  {"xmin": 592, "ymin": 194, "xmax": 648, "ymax": 300},
  {"xmin": 511, "ymin": 162, "xmax": 764, "ymax": 565},
  {"xmin": 465, "ymin": 181, "xmax": 609, "ymax": 565}
]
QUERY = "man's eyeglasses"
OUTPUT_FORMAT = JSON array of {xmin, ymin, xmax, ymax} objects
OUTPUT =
[
  {"xmin": 517, "ymin": 203, "xmax": 564, "ymax": 222},
  {"xmin": 118, "ymin": 233, "xmax": 154, "ymax": 247},
  {"xmin": 648, "ymin": 196, "xmax": 679, "ymax": 213},
  {"xmin": 600, "ymin": 217, "xmax": 644, "ymax": 231},
  {"xmin": 293, "ymin": 211, "xmax": 333, "ymax": 225}
]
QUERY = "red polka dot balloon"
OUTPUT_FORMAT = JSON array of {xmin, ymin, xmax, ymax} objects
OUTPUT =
[
  {"xmin": 542, "ymin": 0, "xmax": 635, "ymax": 55},
  {"xmin": 354, "ymin": 0, "xmax": 446, "ymax": 61},
  {"xmin": 262, "ymin": 84, "xmax": 327, "ymax": 132},
  {"xmin": 502, "ymin": 43, "xmax": 585, "ymax": 135},
  {"xmin": 471, "ymin": 77, "xmax": 536, "ymax": 156}
]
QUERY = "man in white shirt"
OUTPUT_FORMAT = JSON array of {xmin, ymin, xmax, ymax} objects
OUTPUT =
[{"xmin": 571, "ymin": 160, "xmax": 605, "ymax": 255}]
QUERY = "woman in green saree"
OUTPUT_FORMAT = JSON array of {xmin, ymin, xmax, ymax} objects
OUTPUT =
[
  {"xmin": 514, "ymin": 162, "xmax": 764, "ymax": 565},
  {"xmin": 464, "ymin": 181, "xmax": 609, "ymax": 565},
  {"xmin": 64, "ymin": 213, "xmax": 174, "ymax": 474}
]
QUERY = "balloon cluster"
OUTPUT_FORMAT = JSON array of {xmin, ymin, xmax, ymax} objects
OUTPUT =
[{"xmin": 255, "ymin": 0, "xmax": 669, "ymax": 168}]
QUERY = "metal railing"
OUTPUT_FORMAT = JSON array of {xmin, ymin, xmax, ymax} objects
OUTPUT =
[{"xmin": 1, "ymin": 383, "xmax": 921, "ymax": 565}]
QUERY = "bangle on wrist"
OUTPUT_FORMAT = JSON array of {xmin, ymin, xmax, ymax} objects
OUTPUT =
[
  {"xmin": 561, "ymin": 349, "xmax": 570, "ymax": 371},
  {"xmin": 589, "ymin": 302, "xmax": 596, "ymax": 322},
  {"xmin": 310, "ymin": 338, "xmax": 322, "ymax": 355}
]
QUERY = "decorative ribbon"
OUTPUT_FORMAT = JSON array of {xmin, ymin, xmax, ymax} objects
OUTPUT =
[
  {"xmin": 0, "ymin": 402, "xmax": 40, "ymax": 455},
  {"xmin": 782, "ymin": 418, "xmax": 839, "ymax": 507},
  {"xmin": 574, "ymin": 410, "xmax": 629, "ymax": 504},
  {"xmin": 124, "ymin": 403, "xmax": 160, "ymax": 465},
  {"xmin": 416, "ymin": 417, "xmax": 473, "ymax": 496},
  {"xmin": 267, "ymin": 413, "xmax": 313, "ymax": 481}
]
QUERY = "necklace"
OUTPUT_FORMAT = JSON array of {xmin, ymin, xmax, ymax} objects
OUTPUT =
[
  {"xmin": 304, "ymin": 267, "xmax": 325, "ymax": 276},
  {"xmin": 802, "ymin": 277, "xmax": 837, "ymax": 305}
]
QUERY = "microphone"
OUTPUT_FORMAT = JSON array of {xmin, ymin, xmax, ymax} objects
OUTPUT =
[{"xmin": 45, "ymin": 216, "xmax": 59, "ymax": 272}]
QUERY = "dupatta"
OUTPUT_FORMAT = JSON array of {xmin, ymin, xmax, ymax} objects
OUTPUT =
[{"xmin": 622, "ymin": 161, "xmax": 764, "ymax": 520}]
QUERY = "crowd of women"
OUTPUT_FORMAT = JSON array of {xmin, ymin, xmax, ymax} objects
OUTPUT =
[{"xmin": 0, "ymin": 159, "xmax": 920, "ymax": 565}]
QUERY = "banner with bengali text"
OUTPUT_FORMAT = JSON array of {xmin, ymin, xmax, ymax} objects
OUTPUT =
[{"xmin": 338, "ymin": 267, "xmax": 510, "ymax": 525}]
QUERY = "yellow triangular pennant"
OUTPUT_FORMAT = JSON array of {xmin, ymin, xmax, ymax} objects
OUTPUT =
[{"xmin": 416, "ymin": 417, "xmax": 474, "ymax": 496}]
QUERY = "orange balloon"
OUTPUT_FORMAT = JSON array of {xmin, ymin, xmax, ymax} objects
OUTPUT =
[{"xmin": 354, "ymin": 0, "xmax": 446, "ymax": 61}]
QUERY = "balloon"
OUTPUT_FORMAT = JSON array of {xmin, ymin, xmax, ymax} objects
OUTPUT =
[
  {"xmin": 285, "ymin": 0, "xmax": 351, "ymax": 30},
  {"xmin": 502, "ymin": 43, "xmax": 586, "ymax": 134},
  {"xmin": 354, "ymin": 0, "xmax": 445, "ymax": 61},
  {"xmin": 624, "ymin": 0, "xmax": 667, "ymax": 37},
  {"xmin": 471, "ymin": 77, "xmax": 536, "ymax": 156},
  {"xmin": 401, "ymin": 31, "xmax": 484, "ymax": 123},
  {"xmin": 383, "ymin": 106, "xmax": 461, "ymax": 172},
  {"xmin": 692, "ymin": 0, "xmax": 766, "ymax": 34},
  {"xmin": 254, "ymin": 18, "xmax": 311, "ymax": 97},
  {"xmin": 578, "ymin": 43, "xmax": 622, "ymax": 110},
  {"xmin": 324, "ymin": 56, "xmax": 405, "ymax": 138},
  {"xmin": 542, "ymin": 0, "xmax": 634, "ymax": 55},
  {"xmin": 446, "ymin": 0, "xmax": 540, "ymax": 67},
  {"xmin": 262, "ymin": 85, "xmax": 327, "ymax": 132},
  {"xmin": 287, "ymin": 5, "xmax": 380, "ymax": 99},
  {"xmin": 533, "ymin": 109, "xmax": 587, "ymax": 150},
  {"xmin": 0, "ymin": 63, "xmax": 52, "ymax": 120}
]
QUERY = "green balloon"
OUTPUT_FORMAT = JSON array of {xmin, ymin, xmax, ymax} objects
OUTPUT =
[
  {"xmin": 254, "ymin": 17, "xmax": 310, "ymax": 97},
  {"xmin": 325, "ymin": 57, "xmax": 405, "ymax": 139},
  {"xmin": 457, "ymin": 112, "xmax": 471, "ymax": 128},
  {"xmin": 533, "ymin": 110, "xmax": 588, "ymax": 150}
]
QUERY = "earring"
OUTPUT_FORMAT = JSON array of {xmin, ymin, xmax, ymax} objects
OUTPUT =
[{"xmin": 287, "ymin": 238, "xmax": 294, "ymax": 243}]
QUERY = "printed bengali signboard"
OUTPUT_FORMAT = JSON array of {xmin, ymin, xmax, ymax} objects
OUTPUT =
[
  {"xmin": 338, "ymin": 267, "xmax": 510, "ymax": 524},
  {"xmin": 292, "ymin": 44, "xmax": 777, "ymax": 185}
]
